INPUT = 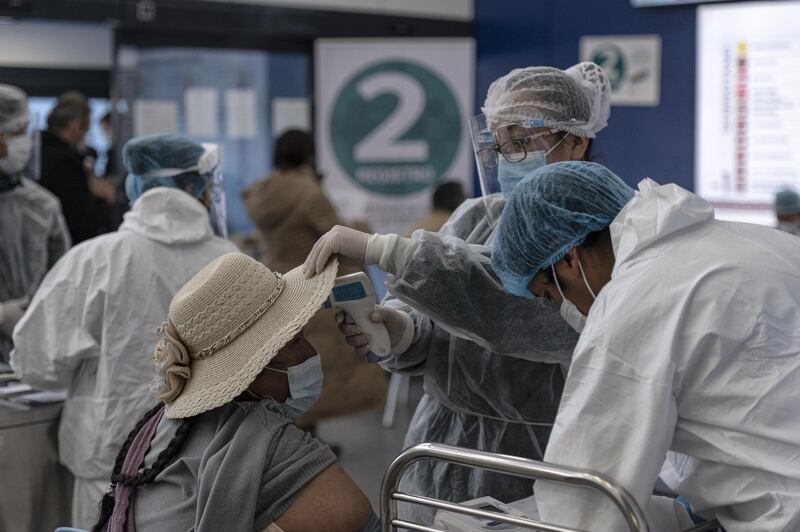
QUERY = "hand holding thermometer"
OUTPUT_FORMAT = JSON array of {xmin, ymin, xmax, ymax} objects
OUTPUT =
[{"xmin": 327, "ymin": 272, "xmax": 391, "ymax": 362}]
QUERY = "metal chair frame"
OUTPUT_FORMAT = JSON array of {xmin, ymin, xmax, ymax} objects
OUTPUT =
[{"xmin": 380, "ymin": 443, "xmax": 720, "ymax": 532}]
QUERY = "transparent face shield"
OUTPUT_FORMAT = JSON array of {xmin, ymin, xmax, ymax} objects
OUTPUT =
[
  {"xmin": 138, "ymin": 143, "xmax": 228, "ymax": 238},
  {"xmin": 200, "ymin": 143, "xmax": 228, "ymax": 239},
  {"xmin": 470, "ymin": 113, "xmax": 500, "ymax": 198},
  {"xmin": 470, "ymin": 113, "xmax": 570, "ymax": 227}
]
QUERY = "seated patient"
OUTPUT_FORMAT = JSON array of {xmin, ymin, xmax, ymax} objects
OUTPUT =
[{"xmin": 93, "ymin": 253, "xmax": 376, "ymax": 532}]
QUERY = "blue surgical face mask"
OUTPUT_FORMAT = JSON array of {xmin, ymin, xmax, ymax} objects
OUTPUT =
[
  {"xmin": 266, "ymin": 354, "xmax": 324, "ymax": 420},
  {"xmin": 497, "ymin": 151, "xmax": 546, "ymax": 198},
  {"xmin": 496, "ymin": 133, "xmax": 570, "ymax": 198}
]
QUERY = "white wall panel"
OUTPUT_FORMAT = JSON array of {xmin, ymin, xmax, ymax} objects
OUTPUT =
[
  {"xmin": 0, "ymin": 20, "xmax": 112, "ymax": 68},
  {"xmin": 200, "ymin": 0, "xmax": 473, "ymax": 21}
]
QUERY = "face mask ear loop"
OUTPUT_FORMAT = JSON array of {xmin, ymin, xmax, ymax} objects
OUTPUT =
[
  {"xmin": 577, "ymin": 258, "xmax": 597, "ymax": 300},
  {"xmin": 246, "ymin": 366, "xmax": 289, "ymax": 400},
  {"xmin": 544, "ymin": 132, "xmax": 570, "ymax": 160},
  {"xmin": 243, "ymin": 387, "xmax": 264, "ymax": 400}
]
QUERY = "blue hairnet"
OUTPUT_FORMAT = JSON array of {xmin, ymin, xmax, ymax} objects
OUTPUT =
[
  {"xmin": 123, "ymin": 134, "xmax": 210, "ymax": 204},
  {"xmin": 776, "ymin": 189, "xmax": 800, "ymax": 215},
  {"xmin": 492, "ymin": 161, "xmax": 634, "ymax": 298}
]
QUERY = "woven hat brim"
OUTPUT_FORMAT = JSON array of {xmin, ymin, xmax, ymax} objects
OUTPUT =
[{"xmin": 164, "ymin": 259, "xmax": 338, "ymax": 419}]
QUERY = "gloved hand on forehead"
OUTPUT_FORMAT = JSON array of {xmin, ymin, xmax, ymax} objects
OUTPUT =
[
  {"xmin": 303, "ymin": 225, "xmax": 416, "ymax": 279},
  {"xmin": 335, "ymin": 306, "xmax": 413, "ymax": 357},
  {"xmin": 304, "ymin": 226, "xmax": 369, "ymax": 277}
]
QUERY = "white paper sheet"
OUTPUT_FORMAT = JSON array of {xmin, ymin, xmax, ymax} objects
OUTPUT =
[
  {"xmin": 225, "ymin": 88, "xmax": 258, "ymax": 139},
  {"xmin": 185, "ymin": 87, "xmax": 219, "ymax": 137},
  {"xmin": 272, "ymin": 97, "xmax": 310, "ymax": 136},
  {"xmin": 0, "ymin": 382, "xmax": 33, "ymax": 398},
  {"xmin": 133, "ymin": 99, "xmax": 179, "ymax": 137},
  {"xmin": 10, "ymin": 390, "xmax": 68, "ymax": 405}
]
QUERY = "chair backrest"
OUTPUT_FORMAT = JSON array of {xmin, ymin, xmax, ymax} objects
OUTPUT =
[
  {"xmin": 380, "ymin": 444, "xmax": 723, "ymax": 532},
  {"xmin": 380, "ymin": 443, "xmax": 651, "ymax": 532}
]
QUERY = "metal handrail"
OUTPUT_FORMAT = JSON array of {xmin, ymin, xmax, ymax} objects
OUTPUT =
[
  {"xmin": 380, "ymin": 443, "xmax": 651, "ymax": 532},
  {"xmin": 683, "ymin": 522, "xmax": 722, "ymax": 532}
]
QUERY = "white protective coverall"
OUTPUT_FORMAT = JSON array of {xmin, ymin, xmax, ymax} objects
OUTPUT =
[
  {"xmin": 537, "ymin": 179, "xmax": 800, "ymax": 532},
  {"xmin": 0, "ymin": 178, "xmax": 70, "ymax": 362},
  {"xmin": 377, "ymin": 195, "xmax": 575, "ymax": 522},
  {"xmin": 11, "ymin": 187, "xmax": 236, "ymax": 528}
]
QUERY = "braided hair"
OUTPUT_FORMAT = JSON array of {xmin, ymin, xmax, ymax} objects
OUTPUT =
[{"xmin": 92, "ymin": 404, "xmax": 196, "ymax": 531}]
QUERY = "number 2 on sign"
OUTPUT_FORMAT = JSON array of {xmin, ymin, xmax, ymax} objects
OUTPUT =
[{"xmin": 354, "ymin": 72, "xmax": 429, "ymax": 162}]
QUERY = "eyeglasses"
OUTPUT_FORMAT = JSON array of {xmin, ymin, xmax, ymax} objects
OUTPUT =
[{"xmin": 477, "ymin": 127, "xmax": 560, "ymax": 169}]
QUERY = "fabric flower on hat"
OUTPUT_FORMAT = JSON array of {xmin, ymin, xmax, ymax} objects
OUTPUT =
[{"xmin": 150, "ymin": 322, "xmax": 192, "ymax": 403}]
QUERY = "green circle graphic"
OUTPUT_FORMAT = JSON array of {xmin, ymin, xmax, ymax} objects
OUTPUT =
[
  {"xmin": 330, "ymin": 60, "xmax": 462, "ymax": 196},
  {"xmin": 591, "ymin": 44, "xmax": 626, "ymax": 90}
]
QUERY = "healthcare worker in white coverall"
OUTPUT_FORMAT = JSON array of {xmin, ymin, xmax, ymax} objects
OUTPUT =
[
  {"xmin": 303, "ymin": 63, "xmax": 611, "ymax": 522},
  {"xmin": 491, "ymin": 161, "xmax": 800, "ymax": 532},
  {"xmin": 11, "ymin": 134, "xmax": 236, "ymax": 528},
  {"xmin": 0, "ymin": 84, "xmax": 71, "ymax": 364}
]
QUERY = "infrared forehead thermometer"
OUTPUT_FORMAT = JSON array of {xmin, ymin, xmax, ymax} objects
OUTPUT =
[{"xmin": 327, "ymin": 272, "xmax": 391, "ymax": 363}]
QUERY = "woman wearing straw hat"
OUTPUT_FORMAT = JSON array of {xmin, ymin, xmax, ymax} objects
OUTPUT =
[{"xmin": 92, "ymin": 252, "xmax": 377, "ymax": 532}]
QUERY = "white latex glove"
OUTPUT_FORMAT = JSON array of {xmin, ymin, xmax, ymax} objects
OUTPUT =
[
  {"xmin": 335, "ymin": 306, "xmax": 414, "ymax": 357},
  {"xmin": 0, "ymin": 297, "xmax": 30, "ymax": 337},
  {"xmin": 303, "ymin": 225, "xmax": 370, "ymax": 278}
]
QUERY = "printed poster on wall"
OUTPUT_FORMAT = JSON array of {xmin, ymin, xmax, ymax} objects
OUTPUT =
[
  {"xmin": 580, "ymin": 35, "xmax": 661, "ymax": 106},
  {"xmin": 315, "ymin": 38, "xmax": 475, "ymax": 234},
  {"xmin": 696, "ymin": 1, "xmax": 800, "ymax": 226}
]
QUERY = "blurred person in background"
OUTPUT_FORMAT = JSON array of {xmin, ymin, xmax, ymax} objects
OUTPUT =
[
  {"xmin": 405, "ymin": 180, "xmax": 467, "ymax": 235},
  {"xmin": 242, "ymin": 129, "xmax": 387, "ymax": 433},
  {"xmin": 39, "ymin": 91, "xmax": 115, "ymax": 243},
  {"xmin": 243, "ymin": 129, "xmax": 334, "ymax": 272},
  {"xmin": 99, "ymin": 111, "xmax": 117, "ymax": 178},
  {"xmin": 775, "ymin": 189, "xmax": 800, "ymax": 236},
  {"xmin": 98, "ymin": 110, "xmax": 129, "ymax": 229},
  {"xmin": 11, "ymin": 134, "xmax": 236, "ymax": 528},
  {"xmin": 0, "ymin": 84, "xmax": 70, "ymax": 365}
]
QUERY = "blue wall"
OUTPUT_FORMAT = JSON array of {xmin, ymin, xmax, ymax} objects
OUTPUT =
[
  {"xmin": 475, "ymin": 1, "xmax": 550, "ymax": 110},
  {"xmin": 269, "ymin": 52, "xmax": 310, "ymax": 99},
  {"xmin": 475, "ymin": 0, "xmax": 697, "ymax": 191}
]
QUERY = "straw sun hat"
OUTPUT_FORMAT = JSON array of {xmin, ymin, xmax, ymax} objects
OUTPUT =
[{"xmin": 151, "ymin": 252, "xmax": 338, "ymax": 419}]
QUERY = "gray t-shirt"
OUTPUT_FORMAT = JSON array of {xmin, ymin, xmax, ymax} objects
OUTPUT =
[{"xmin": 134, "ymin": 400, "xmax": 336, "ymax": 532}]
